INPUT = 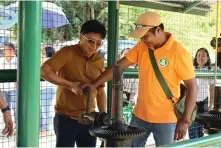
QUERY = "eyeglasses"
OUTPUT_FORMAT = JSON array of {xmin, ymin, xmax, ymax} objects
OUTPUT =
[
  {"xmin": 134, "ymin": 23, "xmax": 156, "ymax": 30},
  {"xmin": 83, "ymin": 35, "xmax": 103, "ymax": 47},
  {"xmin": 134, "ymin": 23, "xmax": 147, "ymax": 30}
]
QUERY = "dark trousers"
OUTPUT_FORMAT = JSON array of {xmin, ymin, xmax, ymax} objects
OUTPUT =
[
  {"xmin": 54, "ymin": 114, "xmax": 96, "ymax": 147},
  {"xmin": 188, "ymin": 121, "xmax": 204, "ymax": 139}
]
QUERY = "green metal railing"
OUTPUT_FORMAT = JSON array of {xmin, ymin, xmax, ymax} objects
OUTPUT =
[
  {"xmin": 1, "ymin": 65, "xmax": 221, "ymax": 147},
  {"xmin": 123, "ymin": 69, "xmax": 221, "ymax": 78},
  {"xmin": 163, "ymin": 133, "xmax": 221, "ymax": 147},
  {"xmin": 1, "ymin": 69, "xmax": 221, "ymax": 82},
  {"xmin": 0, "ymin": 1, "xmax": 219, "ymax": 147}
]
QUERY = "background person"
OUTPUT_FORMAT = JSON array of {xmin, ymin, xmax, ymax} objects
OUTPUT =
[{"xmin": 189, "ymin": 48, "xmax": 214, "ymax": 139}]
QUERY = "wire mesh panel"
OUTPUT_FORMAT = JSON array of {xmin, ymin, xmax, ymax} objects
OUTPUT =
[
  {"xmin": 0, "ymin": 1, "xmax": 18, "ymax": 147},
  {"xmin": 39, "ymin": 1, "xmax": 108, "ymax": 147},
  {"xmin": 0, "ymin": 0, "xmax": 220, "ymax": 148},
  {"xmin": 39, "ymin": 80, "xmax": 56, "ymax": 148},
  {"xmin": 119, "ymin": 3, "xmax": 218, "ymax": 61},
  {"xmin": 118, "ymin": 1, "xmax": 220, "ymax": 147}
]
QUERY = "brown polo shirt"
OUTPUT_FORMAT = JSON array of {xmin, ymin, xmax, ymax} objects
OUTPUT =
[{"xmin": 44, "ymin": 44, "xmax": 105, "ymax": 120}]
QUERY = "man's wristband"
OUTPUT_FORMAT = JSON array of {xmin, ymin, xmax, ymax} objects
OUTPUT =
[{"xmin": 1, "ymin": 106, "xmax": 10, "ymax": 113}]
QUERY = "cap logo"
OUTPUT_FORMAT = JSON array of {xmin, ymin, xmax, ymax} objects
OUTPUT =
[{"xmin": 158, "ymin": 57, "xmax": 168, "ymax": 67}]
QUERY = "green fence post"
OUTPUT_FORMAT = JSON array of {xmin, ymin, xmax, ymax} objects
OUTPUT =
[
  {"xmin": 17, "ymin": 1, "xmax": 42, "ymax": 146},
  {"xmin": 107, "ymin": 1, "xmax": 117, "ymax": 115}
]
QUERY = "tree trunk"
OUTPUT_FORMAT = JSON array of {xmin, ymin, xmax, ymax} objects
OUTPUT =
[{"xmin": 83, "ymin": 1, "xmax": 95, "ymax": 22}]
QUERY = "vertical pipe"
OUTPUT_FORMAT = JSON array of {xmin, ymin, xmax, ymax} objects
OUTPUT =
[
  {"xmin": 107, "ymin": 1, "xmax": 116, "ymax": 115},
  {"xmin": 108, "ymin": 1, "xmax": 122, "ymax": 120},
  {"xmin": 112, "ymin": 1, "xmax": 121, "ymax": 120},
  {"xmin": 113, "ymin": 1, "xmax": 119, "ymax": 64},
  {"xmin": 112, "ymin": 65, "xmax": 124, "ymax": 120},
  {"xmin": 214, "ymin": 1, "xmax": 220, "ymax": 86},
  {"xmin": 17, "ymin": 1, "xmax": 42, "ymax": 146},
  {"xmin": 84, "ymin": 86, "xmax": 91, "ymax": 114}
]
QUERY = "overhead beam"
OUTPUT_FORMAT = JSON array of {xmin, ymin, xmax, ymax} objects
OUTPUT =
[
  {"xmin": 183, "ymin": 1, "xmax": 202, "ymax": 13},
  {"xmin": 120, "ymin": 1, "xmax": 181, "ymax": 12},
  {"xmin": 119, "ymin": 1, "xmax": 210, "ymax": 16}
]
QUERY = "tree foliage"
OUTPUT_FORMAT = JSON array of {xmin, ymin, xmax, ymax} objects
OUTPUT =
[
  {"xmin": 42, "ymin": 1, "xmax": 107, "ymax": 43},
  {"xmin": 2, "ymin": 1, "xmax": 219, "ymax": 59},
  {"xmin": 52, "ymin": 2, "xmax": 218, "ymax": 57},
  {"xmin": 117, "ymin": 4, "xmax": 218, "ymax": 59}
]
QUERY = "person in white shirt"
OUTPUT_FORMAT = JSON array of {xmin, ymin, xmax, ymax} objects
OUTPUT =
[
  {"xmin": 40, "ymin": 46, "xmax": 56, "ymax": 136},
  {"xmin": 188, "ymin": 48, "xmax": 214, "ymax": 139},
  {"xmin": 0, "ymin": 43, "xmax": 17, "ymax": 119}
]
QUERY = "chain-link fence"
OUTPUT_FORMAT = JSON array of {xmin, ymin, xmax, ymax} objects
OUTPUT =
[{"xmin": 0, "ymin": 1, "xmax": 220, "ymax": 148}]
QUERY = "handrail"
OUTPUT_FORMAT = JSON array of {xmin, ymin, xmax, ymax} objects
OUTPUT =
[
  {"xmin": 1, "ymin": 69, "xmax": 221, "ymax": 82},
  {"xmin": 123, "ymin": 69, "xmax": 221, "ymax": 78},
  {"xmin": 163, "ymin": 133, "xmax": 221, "ymax": 147},
  {"xmin": 0, "ymin": 69, "xmax": 44, "ymax": 82}
]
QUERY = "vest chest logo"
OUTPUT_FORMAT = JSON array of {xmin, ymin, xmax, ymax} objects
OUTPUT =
[{"xmin": 158, "ymin": 57, "xmax": 168, "ymax": 67}]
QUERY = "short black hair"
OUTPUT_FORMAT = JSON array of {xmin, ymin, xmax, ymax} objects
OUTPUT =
[
  {"xmin": 148, "ymin": 23, "xmax": 164, "ymax": 35},
  {"xmin": 45, "ymin": 46, "xmax": 55, "ymax": 57},
  {"xmin": 4, "ymin": 42, "xmax": 15, "ymax": 50},
  {"xmin": 80, "ymin": 20, "xmax": 106, "ymax": 39}
]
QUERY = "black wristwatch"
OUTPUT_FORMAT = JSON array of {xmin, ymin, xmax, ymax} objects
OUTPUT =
[{"xmin": 1, "ymin": 106, "xmax": 10, "ymax": 113}]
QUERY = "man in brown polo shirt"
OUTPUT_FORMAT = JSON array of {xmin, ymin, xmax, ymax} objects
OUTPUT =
[{"xmin": 41, "ymin": 20, "xmax": 106, "ymax": 147}]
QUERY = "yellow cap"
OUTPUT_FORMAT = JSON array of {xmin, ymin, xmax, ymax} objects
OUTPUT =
[{"xmin": 129, "ymin": 12, "xmax": 161, "ymax": 38}]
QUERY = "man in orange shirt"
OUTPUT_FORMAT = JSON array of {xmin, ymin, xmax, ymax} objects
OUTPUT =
[
  {"xmin": 41, "ymin": 20, "xmax": 106, "ymax": 147},
  {"xmin": 77, "ymin": 12, "xmax": 197, "ymax": 146}
]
